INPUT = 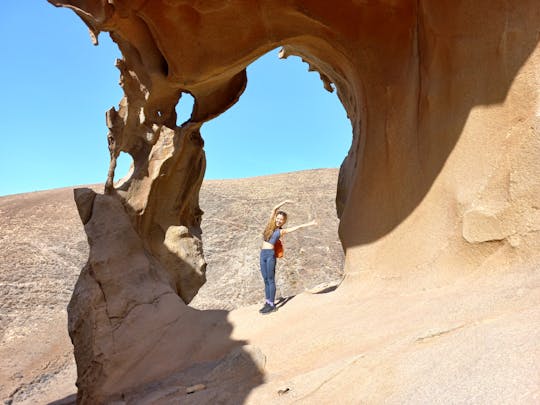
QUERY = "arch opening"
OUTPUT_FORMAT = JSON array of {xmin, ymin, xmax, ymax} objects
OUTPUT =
[
  {"xmin": 113, "ymin": 151, "xmax": 134, "ymax": 184},
  {"xmin": 175, "ymin": 92, "xmax": 195, "ymax": 126},
  {"xmin": 189, "ymin": 48, "xmax": 352, "ymax": 310},
  {"xmin": 200, "ymin": 48, "xmax": 353, "ymax": 182}
]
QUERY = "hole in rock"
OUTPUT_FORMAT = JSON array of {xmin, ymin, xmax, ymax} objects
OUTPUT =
[
  {"xmin": 114, "ymin": 151, "xmax": 134, "ymax": 183},
  {"xmin": 175, "ymin": 92, "xmax": 195, "ymax": 125},
  {"xmin": 201, "ymin": 50, "xmax": 351, "ymax": 180},
  {"xmin": 190, "ymin": 49, "xmax": 351, "ymax": 311}
]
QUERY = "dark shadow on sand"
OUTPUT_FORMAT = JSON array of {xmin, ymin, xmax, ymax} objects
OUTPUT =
[
  {"xmin": 312, "ymin": 284, "xmax": 339, "ymax": 294},
  {"xmin": 275, "ymin": 295, "xmax": 295, "ymax": 309}
]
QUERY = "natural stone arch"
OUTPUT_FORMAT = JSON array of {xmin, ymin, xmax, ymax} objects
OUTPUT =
[
  {"xmin": 51, "ymin": 0, "xmax": 380, "ymax": 302},
  {"xmin": 48, "ymin": 1, "xmax": 540, "ymax": 402},
  {"xmin": 182, "ymin": 48, "xmax": 350, "ymax": 311}
]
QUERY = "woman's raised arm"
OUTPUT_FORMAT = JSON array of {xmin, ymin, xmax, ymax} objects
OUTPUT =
[{"xmin": 271, "ymin": 199, "xmax": 293, "ymax": 215}]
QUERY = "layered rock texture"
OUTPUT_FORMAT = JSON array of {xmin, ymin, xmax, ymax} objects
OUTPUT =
[{"xmin": 45, "ymin": 0, "xmax": 540, "ymax": 403}]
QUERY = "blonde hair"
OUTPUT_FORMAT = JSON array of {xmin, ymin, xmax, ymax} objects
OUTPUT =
[{"xmin": 263, "ymin": 210, "xmax": 288, "ymax": 240}]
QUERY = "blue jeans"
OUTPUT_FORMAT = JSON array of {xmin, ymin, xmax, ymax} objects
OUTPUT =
[{"xmin": 260, "ymin": 249, "xmax": 276, "ymax": 304}]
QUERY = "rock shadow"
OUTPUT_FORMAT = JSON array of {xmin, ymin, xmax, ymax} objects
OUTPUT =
[
  {"xmin": 48, "ymin": 394, "xmax": 77, "ymax": 405},
  {"xmin": 275, "ymin": 295, "xmax": 295, "ymax": 309},
  {"xmin": 341, "ymin": 2, "xmax": 540, "ymax": 247},
  {"xmin": 120, "ymin": 335, "xmax": 266, "ymax": 404}
]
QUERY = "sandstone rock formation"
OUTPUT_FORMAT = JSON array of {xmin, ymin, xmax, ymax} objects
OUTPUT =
[
  {"xmin": 46, "ymin": 0, "xmax": 540, "ymax": 403},
  {"xmin": 69, "ymin": 189, "xmax": 246, "ymax": 403}
]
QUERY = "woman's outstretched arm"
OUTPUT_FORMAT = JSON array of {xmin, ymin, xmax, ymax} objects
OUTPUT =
[
  {"xmin": 281, "ymin": 219, "xmax": 317, "ymax": 235},
  {"xmin": 272, "ymin": 199, "xmax": 293, "ymax": 215}
]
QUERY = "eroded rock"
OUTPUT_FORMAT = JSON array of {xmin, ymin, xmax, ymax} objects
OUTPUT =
[
  {"xmin": 46, "ymin": 0, "xmax": 540, "ymax": 402},
  {"xmin": 463, "ymin": 207, "xmax": 508, "ymax": 243},
  {"xmin": 68, "ymin": 191, "xmax": 242, "ymax": 403}
]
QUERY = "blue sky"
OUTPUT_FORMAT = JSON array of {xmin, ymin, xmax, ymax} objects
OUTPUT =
[{"xmin": 0, "ymin": 1, "xmax": 351, "ymax": 196}]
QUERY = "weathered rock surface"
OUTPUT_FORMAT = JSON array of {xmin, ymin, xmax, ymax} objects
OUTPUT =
[
  {"xmin": 39, "ymin": 0, "xmax": 540, "ymax": 403},
  {"xmin": 67, "ymin": 191, "xmax": 245, "ymax": 403},
  {"xmin": 0, "ymin": 187, "xmax": 89, "ymax": 404}
]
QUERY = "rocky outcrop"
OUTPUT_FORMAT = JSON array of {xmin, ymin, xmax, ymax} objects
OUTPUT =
[
  {"xmin": 69, "ymin": 189, "xmax": 249, "ymax": 403},
  {"xmin": 47, "ymin": 0, "xmax": 540, "ymax": 402}
]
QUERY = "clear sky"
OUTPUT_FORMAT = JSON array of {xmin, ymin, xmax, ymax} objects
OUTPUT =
[{"xmin": 0, "ymin": 1, "xmax": 352, "ymax": 197}]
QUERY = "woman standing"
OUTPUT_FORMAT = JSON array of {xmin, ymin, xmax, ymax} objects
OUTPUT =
[{"xmin": 259, "ymin": 200, "xmax": 317, "ymax": 314}]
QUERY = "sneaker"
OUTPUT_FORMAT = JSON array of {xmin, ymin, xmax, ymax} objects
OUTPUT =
[
  {"xmin": 259, "ymin": 303, "xmax": 271, "ymax": 313},
  {"xmin": 260, "ymin": 304, "xmax": 277, "ymax": 315}
]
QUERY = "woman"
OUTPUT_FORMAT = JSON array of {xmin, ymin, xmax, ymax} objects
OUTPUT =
[{"xmin": 259, "ymin": 200, "xmax": 317, "ymax": 314}]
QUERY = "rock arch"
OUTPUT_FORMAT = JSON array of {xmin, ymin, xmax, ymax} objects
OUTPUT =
[{"xmin": 48, "ymin": 0, "xmax": 540, "ymax": 402}]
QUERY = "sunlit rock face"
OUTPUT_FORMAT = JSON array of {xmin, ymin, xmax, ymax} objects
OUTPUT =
[{"xmin": 49, "ymin": 0, "xmax": 540, "ymax": 402}]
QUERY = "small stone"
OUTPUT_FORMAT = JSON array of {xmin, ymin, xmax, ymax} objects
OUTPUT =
[
  {"xmin": 278, "ymin": 387, "xmax": 290, "ymax": 395},
  {"xmin": 462, "ymin": 207, "xmax": 507, "ymax": 243},
  {"xmin": 186, "ymin": 384, "xmax": 206, "ymax": 394},
  {"xmin": 508, "ymin": 234, "xmax": 521, "ymax": 247}
]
